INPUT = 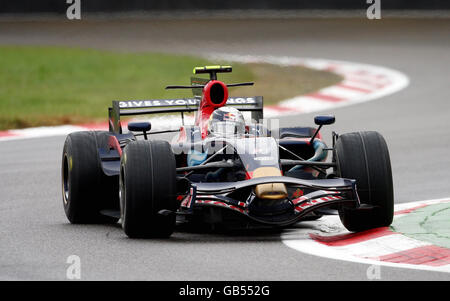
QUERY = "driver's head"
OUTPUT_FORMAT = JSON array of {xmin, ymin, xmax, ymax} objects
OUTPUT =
[{"xmin": 208, "ymin": 107, "xmax": 245, "ymax": 136}]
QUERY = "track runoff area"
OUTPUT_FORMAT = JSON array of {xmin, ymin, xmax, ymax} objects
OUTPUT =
[{"xmin": 2, "ymin": 55, "xmax": 449, "ymax": 274}]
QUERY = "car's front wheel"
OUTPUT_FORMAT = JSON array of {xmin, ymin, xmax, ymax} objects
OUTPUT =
[
  {"xmin": 120, "ymin": 140, "xmax": 177, "ymax": 238},
  {"xmin": 334, "ymin": 131, "xmax": 394, "ymax": 232}
]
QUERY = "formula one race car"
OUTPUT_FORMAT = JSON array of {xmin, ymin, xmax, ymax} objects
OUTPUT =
[{"xmin": 61, "ymin": 65, "xmax": 394, "ymax": 238}]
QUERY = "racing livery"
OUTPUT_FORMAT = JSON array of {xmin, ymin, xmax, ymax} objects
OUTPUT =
[{"xmin": 61, "ymin": 65, "xmax": 394, "ymax": 238}]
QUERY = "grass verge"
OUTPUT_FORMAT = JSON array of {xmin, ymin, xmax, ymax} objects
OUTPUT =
[{"xmin": 0, "ymin": 46, "xmax": 342, "ymax": 130}]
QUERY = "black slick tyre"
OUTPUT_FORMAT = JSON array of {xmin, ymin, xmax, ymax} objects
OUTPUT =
[
  {"xmin": 61, "ymin": 131, "xmax": 119, "ymax": 224},
  {"xmin": 334, "ymin": 131, "xmax": 394, "ymax": 232},
  {"xmin": 120, "ymin": 140, "xmax": 177, "ymax": 238}
]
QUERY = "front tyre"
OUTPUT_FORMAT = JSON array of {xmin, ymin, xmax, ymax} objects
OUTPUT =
[
  {"xmin": 62, "ymin": 131, "xmax": 119, "ymax": 224},
  {"xmin": 120, "ymin": 140, "xmax": 177, "ymax": 238},
  {"xmin": 334, "ymin": 131, "xmax": 394, "ymax": 232}
]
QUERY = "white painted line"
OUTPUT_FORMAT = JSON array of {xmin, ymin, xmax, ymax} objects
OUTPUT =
[
  {"xmin": 319, "ymin": 86, "xmax": 368, "ymax": 99},
  {"xmin": 279, "ymin": 96, "xmax": 337, "ymax": 112}
]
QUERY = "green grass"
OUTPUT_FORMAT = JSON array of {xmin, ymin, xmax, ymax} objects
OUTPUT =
[{"xmin": 0, "ymin": 46, "xmax": 342, "ymax": 130}]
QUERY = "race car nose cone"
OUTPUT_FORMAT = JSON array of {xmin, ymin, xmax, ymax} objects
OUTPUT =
[{"xmin": 253, "ymin": 167, "xmax": 288, "ymax": 200}]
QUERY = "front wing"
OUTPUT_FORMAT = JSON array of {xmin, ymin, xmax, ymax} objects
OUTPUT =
[{"xmin": 178, "ymin": 176, "xmax": 359, "ymax": 226}]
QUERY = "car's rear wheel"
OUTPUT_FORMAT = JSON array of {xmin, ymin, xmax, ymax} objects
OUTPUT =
[
  {"xmin": 334, "ymin": 131, "xmax": 394, "ymax": 232},
  {"xmin": 120, "ymin": 140, "xmax": 177, "ymax": 238},
  {"xmin": 62, "ymin": 131, "xmax": 119, "ymax": 224}
]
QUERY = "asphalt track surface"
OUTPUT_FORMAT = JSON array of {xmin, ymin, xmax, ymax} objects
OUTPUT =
[{"xmin": 1, "ymin": 17, "xmax": 450, "ymax": 280}]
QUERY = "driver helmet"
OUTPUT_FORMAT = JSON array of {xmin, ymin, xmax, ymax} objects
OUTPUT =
[{"xmin": 208, "ymin": 107, "xmax": 245, "ymax": 136}]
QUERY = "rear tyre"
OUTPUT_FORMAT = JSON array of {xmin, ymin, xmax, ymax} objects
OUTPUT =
[
  {"xmin": 62, "ymin": 131, "xmax": 119, "ymax": 224},
  {"xmin": 120, "ymin": 140, "xmax": 177, "ymax": 238},
  {"xmin": 334, "ymin": 131, "xmax": 394, "ymax": 232}
]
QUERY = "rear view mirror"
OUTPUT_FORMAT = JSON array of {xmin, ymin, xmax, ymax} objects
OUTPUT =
[
  {"xmin": 314, "ymin": 115, "xmax": 335, "ymax": 126},
  {"xmin": 310, "ymin": 115, "xmax": 335, "ymax": 144},
  {"xmin": 128, "ymin": 122, "xmax": 151, "ymax": 132},
  {"xmin": 128, "ymin": 122, "xmax": 151, "ymax": 139}
]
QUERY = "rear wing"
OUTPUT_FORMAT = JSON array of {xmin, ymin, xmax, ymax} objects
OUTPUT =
[{"xmin": 108, "ymin": 96, "xmax": 263, "ymax": 133}]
